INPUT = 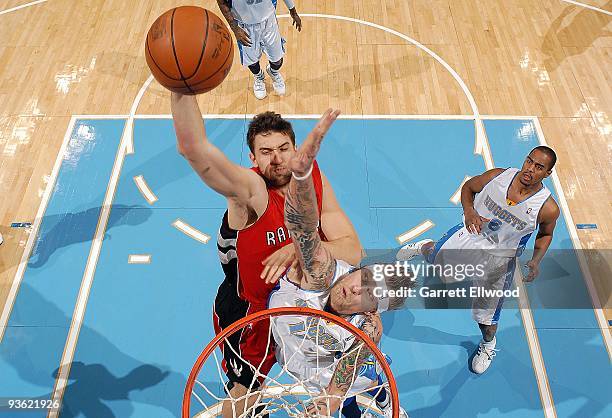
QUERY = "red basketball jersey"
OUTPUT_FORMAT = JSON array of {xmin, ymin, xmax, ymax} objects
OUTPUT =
[{"xmin": 217, "ymin": 161, "xmax": 325, "ymax": 307}]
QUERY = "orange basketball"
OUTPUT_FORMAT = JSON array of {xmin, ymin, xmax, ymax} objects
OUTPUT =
[{"xmin": 145, "ymin": 6, "xmax": 234, "ymax": 95}]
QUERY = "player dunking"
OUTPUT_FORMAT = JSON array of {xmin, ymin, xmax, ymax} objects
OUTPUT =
[
  {"xmin": 399, "ymin": 146, "xmax": 560, "ymax": 374},
  {"xmin": 269, "ymin": 109, "xmax": 410, "ymax": 418},
  {"xmin": 171, "ymin": 93, "xmax": 361, "ymax": 417},
  {"xmin": 216, "ymin": 0, "xmax": 302, "ymax": 99}
]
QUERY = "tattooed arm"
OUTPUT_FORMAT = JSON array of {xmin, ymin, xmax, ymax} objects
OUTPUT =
[
  {"xmin": 285, "ymin": 109, "xmax": 341, "ymax": 291},
  {"xmin": 307, "ymin": 313, "xmax": 383, "ymax": 416}
]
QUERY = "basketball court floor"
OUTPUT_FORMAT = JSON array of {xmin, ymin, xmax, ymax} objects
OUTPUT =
[{"xmin": 0, "ymin": 1, "xmax": 610, "ymax": 417}]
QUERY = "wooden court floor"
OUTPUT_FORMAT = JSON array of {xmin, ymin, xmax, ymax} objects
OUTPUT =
[{"xmin": 0, "ymin": 0, "xmax": 610, "ymax": 347}]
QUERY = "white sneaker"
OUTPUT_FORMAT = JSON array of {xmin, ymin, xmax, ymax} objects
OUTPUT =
[
  {"xmin": 396, "ymin": 239, "xmax": 433, "ymax": 261},
  {"xmin": 266, "ymin": 65, "xmax": 285, "ymax": 95},
  {"xmin": 253, "ymin": 76, "xmax": 267, "ymax": 100},
  {"xmin": 0, "ymin": 232, "xmax": 3, "ymax": 246},
  {"xmin": 471, "ymin": 340, "xmax": 499, "ymax": 374}
]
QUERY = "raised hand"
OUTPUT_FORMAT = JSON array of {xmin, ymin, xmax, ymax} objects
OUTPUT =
[
  {"xmin": 289, "ymin": 108, "xmax": 341, "ymax": 176},
  {"xmin": 261, "ymin": 244, "xmax": 299, "ymax": 284}
]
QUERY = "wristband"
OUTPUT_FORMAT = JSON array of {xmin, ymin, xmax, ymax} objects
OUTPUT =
[{"xmin": 291, "ymin": 165, "xmax": 313, "ymax": 181}]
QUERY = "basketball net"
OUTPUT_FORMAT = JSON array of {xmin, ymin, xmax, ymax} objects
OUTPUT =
[{"xmin": 183, "ymin": 307, "xmax": 399, "ymax": 418}]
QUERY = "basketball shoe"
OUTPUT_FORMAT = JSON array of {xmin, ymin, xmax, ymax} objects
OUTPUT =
[
  {"xmin": 471, "ymin": 337, "xmax": 498, "ymax": 374},
  {"xmin": 253, "ymin": 71, "xmax": 267, "ymax": 100},
  {"xmin": 396, "ymin": 239, "xmax": 433, "ymax": 261},
  {"xmin": 266, "ymin": 64, "xmax": 286, "ymax": 95}
]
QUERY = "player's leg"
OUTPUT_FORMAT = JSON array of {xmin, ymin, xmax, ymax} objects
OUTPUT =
[
  {"xmin": 397, "ymin": 222, "xmax": 466, "ymax": 263},
  {"xmin": 237, "ymin": 22, "xmax": 266, "ymax": 99},
  {"xmin": 261, "ymin": 16, "xmax": 286, "ymax": 95},
  {"xmin": 213, "ymin": 281, "xmax": 267, "ymax": 417},
  {"xmin": 470, "ymin": 256, "xmax": 516, "ymax": 374}
]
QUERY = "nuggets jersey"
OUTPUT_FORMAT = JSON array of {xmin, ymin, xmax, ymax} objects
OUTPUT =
[
  {"xmin": 217, "ymin": 162, "xmax": 324, "ymax": 307},
  {"xmin": 268, "ymin": 259, "xmax": 365, "ymax": 374},
  {"xmin": 230, "ymin": 0, "xmax": 278, "ymax": 24},
  {"xmin": 468, "ymin": 167, "xmax": 550, "ymax": 257}
]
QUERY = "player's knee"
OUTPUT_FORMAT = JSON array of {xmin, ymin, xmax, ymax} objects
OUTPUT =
[{"xmin": 270, "ymin": 58, "xmax": 283, "ymax": 71}]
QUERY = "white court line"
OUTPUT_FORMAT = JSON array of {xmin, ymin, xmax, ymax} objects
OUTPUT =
[
  {"xmin": 128, "ymin": 254, "xmax": 152, "ymax": 264},
  {"xmin": 0, "ymin": 117, "xmax": 77, "ymax": 343},
  {"xmin": 71, "ymin": 114, "xmax": 539, "ymax": 120},
  {"xmin": 133, "ymin": 114, "xmax": 477, "ymax": 120},
  {"xmin": 532, "ymin": 117, "xmax": 612, "ymax": 358},
  {"xmin": 133, "ymin": 175, "xmax": 158, "ymax": 205},
  {"xmin": 48, "ymin": 78, "xmax": 152, "ymax": 417},
  {"xmin": 0, "ymin": 0, "xmax": 46, "ymax": 16},
  {"xmin": 396, "ymin": 220, "xmax": 435, "ymax": 244},
  {"xmin": 561, "ymin": 0, "xmax": 612, "ymax": 15},
  {"xmin": 514, "ymin": 268, "xmax": 558, "ymax": 418},
  {"xmin": 450, "ymin": 176, "xmax": 472, "ymax": 205},
  {"xmin": 125, "ymin": 75, "xmax": 154, "ymax": 154},
  {"xmin": 48, "ymin": 124, "xmax": 131, "ymax": 418},
  {"xmin": 279, "ymin": 13, "xmax": 493, "ymax": 169},
  {"xmin": 172, "ymin": 219, "xmax": 211, "ymax": 244}
]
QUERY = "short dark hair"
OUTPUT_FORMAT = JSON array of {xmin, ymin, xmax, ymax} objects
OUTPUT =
[
  {"xmin": 246, "ymin": 112, "xmax": 295, "ymax": 153},
  {"xmin": 531, "ymin": 146, "xmax": 557, "ymax": 170}
]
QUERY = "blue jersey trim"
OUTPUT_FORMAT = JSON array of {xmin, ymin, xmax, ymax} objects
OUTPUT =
[
  {"xmin": 427, "ymin": 222, "xmax": 464, "ymax": 264},
  {"xmin": 491, "ymin": 258, "xmax": 517, "ymax": 324},
  {"xmin": 516, "ymin": 232, "xmax": 533, "ymax": 257},
  {"xmin": 237, "ymin": 41, "xmax": 244, "ymax": 65}
]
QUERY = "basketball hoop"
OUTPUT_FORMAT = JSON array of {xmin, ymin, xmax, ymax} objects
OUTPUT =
[{"xmin": 183, "ymin": 307, "xmax": 400, "ymax": 418}]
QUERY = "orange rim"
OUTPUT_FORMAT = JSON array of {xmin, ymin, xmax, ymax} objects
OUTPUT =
[{"xmin": 182, "ymin": 306, "xmax": 399, "ymax": 418}]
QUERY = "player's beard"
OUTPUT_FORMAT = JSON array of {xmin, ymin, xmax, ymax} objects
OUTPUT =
[{"xmin": 263, "ymin": 165, "xmax": 291, "ymax": 188}]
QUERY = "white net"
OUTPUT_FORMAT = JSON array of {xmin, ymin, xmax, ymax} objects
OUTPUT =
[{"xmin": 184, "ymin": 309, "xmax": 397, "ymax": 418}]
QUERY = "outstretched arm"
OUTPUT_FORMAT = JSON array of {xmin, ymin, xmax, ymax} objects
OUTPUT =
[
  {"xmin": 171, "ymin": 93, "xmax": 263, "ymax": 204},
  {"xmin": 285, "ymin": 109, "xmax": 341, "ymax": 291},
  {"xmin": 308, "ymin": 313, "xmax": 383, "ymax": 416}
]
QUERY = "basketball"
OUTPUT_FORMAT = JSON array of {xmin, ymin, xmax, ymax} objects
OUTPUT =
[{"xmin": 145, "ymin": 6, "xmax": 234, "ymax": 95}]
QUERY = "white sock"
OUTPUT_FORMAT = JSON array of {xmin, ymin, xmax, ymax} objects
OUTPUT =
[{"xmin": 482, "ymin": 336, "xmax": 496, "ymax": 350}]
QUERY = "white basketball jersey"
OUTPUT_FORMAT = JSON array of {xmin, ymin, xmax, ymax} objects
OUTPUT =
[
  {"xmin": 469, "ymin": 168, "xmax": 551, "ymax": 257},
  {"xmin": 231, "ymin": 0, "xmax": 277, "ymax": 24},
  {"xmin": 268, "ymin": 259, "xmax": 365, "ymax": 373}
]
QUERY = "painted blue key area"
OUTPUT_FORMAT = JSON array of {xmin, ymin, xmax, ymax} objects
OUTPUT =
[{"xmin": 1, "ymin": 118, "xmax": 608, "ymax": 417}]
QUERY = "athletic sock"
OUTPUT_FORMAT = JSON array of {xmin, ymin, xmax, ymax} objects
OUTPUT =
[{"xmin": 482, "ymin": 336, "xmax": 496, "ymax": 350}]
